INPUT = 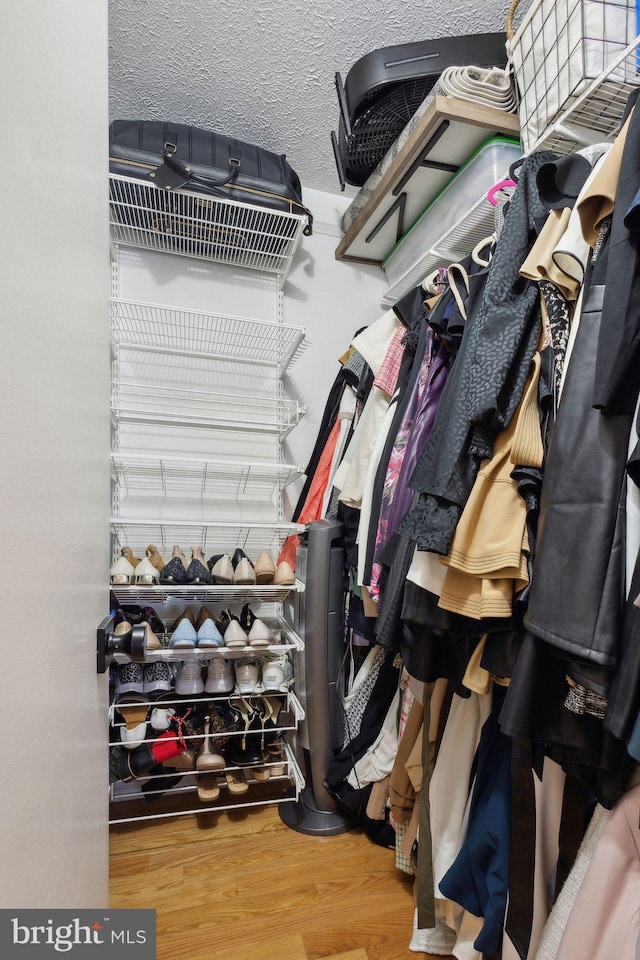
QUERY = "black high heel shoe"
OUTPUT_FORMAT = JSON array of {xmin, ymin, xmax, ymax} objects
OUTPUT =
[{"xmin": 186, "ymin": 547, "xmax": 212, "ymax": 585}]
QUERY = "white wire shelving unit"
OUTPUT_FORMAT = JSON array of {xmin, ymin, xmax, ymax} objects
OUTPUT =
[
  {"xmin": 109, "ymin": 581, "xmax": 304, "ymax": 605},
  {"xmin": 110, "ymin": 298, "xmax": 308, "ymax": 372},
  {"xmin": 109, "ymin": 174, "xmax": 308, "ymax": 280},
  {"xmin": 111, "ymin": 453, "xmax": 304, "ymax": 504},
  {"xmin": 110, "ymin": 381, "xmax": 304, "ymax": 438},
  {"xmin": 107, "ymin": 169, "xmax": 310, "ymax": 821}
]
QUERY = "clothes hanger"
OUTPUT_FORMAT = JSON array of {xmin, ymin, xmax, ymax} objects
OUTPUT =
[
  {"xmin": 471, "ymin": 234, "xmax": 497, "ymax": 265},
  {"xmin": 487, "ymin": 178, "xmax": 517, "ymax": 206}
]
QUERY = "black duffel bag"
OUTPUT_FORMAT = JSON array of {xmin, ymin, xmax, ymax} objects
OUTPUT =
[{"xmin": 109, "ymin": 120, "xmax": 313, "ymax": 239}]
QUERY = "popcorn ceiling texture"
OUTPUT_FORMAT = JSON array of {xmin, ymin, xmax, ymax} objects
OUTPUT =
[{"xmin": 109, "ymin": 0, "xmax": 511, "ymax": 194}]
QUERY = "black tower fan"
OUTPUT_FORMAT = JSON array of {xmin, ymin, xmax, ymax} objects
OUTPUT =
[{"xmin": 331, "ymin": 33, "xmax": 508, "ymax": 189}]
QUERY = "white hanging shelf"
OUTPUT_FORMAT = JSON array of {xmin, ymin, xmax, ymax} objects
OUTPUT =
[
  {"xmin": 110, "ymin": 299, "xmax": 308, "ymax": 371},
  {"xmin": 111, "ymin": 381, "xmax": 305, "ymax": 438},
  {"xmin": 110, "ymin": 517, "xmax": 303, "ymax": 559},
  {"xmin": 109, "ymin": 174, "xmax": 307, "ymax": 278},
  {"xmin": 111, "ymin": 453, "xmax": 304, "ymax": 503}
]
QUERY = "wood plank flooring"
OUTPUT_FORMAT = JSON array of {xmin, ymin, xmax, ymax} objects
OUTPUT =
[{"xmin": 109, "ymin": 802, "xmax": 445, "ymax": 960}]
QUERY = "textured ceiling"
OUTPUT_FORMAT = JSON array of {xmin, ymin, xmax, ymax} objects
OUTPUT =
[{"xmin": 109, "ymin": 0, "xmax": 511, "ymax": 195}]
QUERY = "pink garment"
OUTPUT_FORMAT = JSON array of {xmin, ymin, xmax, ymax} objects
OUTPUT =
[
  {"xmin": 373, "ymin": 326, "xmax": 405, "ymax": 396},
  {"xmin": 554, "ymin": 783, "xmax": 640, "ymax": 960}
]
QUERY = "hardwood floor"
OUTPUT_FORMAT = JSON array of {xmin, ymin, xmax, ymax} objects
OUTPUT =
[{"xmin": 109, "ymin": 801, "xmax": 444, "ymax": 960}]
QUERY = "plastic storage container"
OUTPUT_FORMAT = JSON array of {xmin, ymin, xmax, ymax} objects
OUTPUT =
[{"xmin": 382, "ymin": 136, "xmax": 522, "ymax": 303}]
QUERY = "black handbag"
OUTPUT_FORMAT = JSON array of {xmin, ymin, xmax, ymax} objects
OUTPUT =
[{"xmin": 109, "ymin": 120, "xmax": 313, "ymax": 236}]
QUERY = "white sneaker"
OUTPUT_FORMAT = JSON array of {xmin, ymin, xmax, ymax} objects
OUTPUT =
[
  {"xmin": 235, "ymin": 657, "xmax": 262, "ymax": 695},
  {"xmin": 115, "ymin": 662, "xmax": 144, "ymax": 695},
  {"xmin": 175, "ymin": 660, "xmax": 205, "ymax": 696},
  {"xmin": 205, "ymin": 657, "xmax": 234, "ymax": 693},
  {"xmin": 262, "ymin": 654, "xmax": 294, "ymax": 693},
  {"xmin": 120, "ymin": 720, "xmax": 148, "ymax": 750},
  {"xmin": 149, "ymin": 706, "xmax": 176, "ymax": 731}
]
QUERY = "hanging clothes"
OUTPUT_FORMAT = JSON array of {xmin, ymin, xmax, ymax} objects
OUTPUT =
[{"xmin": 400, "ymin": 151, "xmax": 555, "ymax": 557}]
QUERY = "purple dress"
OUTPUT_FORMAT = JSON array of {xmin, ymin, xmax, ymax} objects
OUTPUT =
[{"xmin": 369, "ymin": 332, "xmax": 450, "ymax": 598}]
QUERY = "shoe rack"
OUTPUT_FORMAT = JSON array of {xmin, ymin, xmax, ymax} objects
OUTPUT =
[{"xmin": 105, "ymin": 174, "xmax": 312, "ymax": 823}]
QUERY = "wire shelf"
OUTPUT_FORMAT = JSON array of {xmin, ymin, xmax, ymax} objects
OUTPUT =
[
  {"xmin": 111, "ymin": 453, "xmax": 304, "ymax": 504},
  {"xmin": 110, "ymin": 517, "xmax": 302, "ymax": 560},
  {"xmin": 111, "ymin": 380, "xmax": 304, "ymax": 438},
  {"xmin": 109, "ymin": 174, "xmax": 307, "ymax": 278},
  {"xmin": 110, "ymin": 581, "xmax": 303, "ymax": 604},
  {"xmin": 382, "ymin": 193, "xmax": 496, "ymax": 305},
  {"xmin": 108, "ymin": 742, "xmax": 304, "ymax": 824},
  {"xmin": 109, "ymin": 690, "xmax": 305, "ymax": 743},
  {"xmin": 110, "ymin": 298, "xmax": 307, "ymax": 371},
  {"xmin": 110, "ymin": 615, "xmax": 305, "ymax": 658}
]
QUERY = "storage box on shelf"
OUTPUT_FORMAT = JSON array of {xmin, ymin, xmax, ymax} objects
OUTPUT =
[
  {"xmin": 335, "ymin": 96, "xmax": 521, "ymax": 267},
  {"xmin": 381, "ymin": 136, "xmax": 522, "ymax": 304},
  {"xmin": 106, "ymin": 181, "xmax": 309, "ymax": 821}
]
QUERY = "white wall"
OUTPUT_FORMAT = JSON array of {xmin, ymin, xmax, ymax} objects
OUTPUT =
[
  {"xmin": 280, "ymin": 186, "xmax": 389, "ymax": 510},
  {"xmin": 0, "ymin": 2, "xmax": 110, "ymax": 906}
]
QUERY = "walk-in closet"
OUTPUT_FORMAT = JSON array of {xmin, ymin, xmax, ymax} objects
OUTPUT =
[{"xmin": 3, "ymin": 2, "xmax": 640, "ymax": 959}]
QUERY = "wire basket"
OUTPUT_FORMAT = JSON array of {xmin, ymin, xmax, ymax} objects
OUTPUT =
[{"xmin": 507, "ymin": 0, "xmax": 639, "ymax": 152}]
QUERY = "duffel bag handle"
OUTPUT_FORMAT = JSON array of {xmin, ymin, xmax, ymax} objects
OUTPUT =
[
  {"xmin": 154, "ymin": 140, "xmax": 242, "ymax": 190},
  {"xmin": 153, "ymin": 140, "xmax": 313, "ymax": 236}
]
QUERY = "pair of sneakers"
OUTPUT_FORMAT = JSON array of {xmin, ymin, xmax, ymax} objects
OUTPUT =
[
  {"xmin": 115, "ymin": 661, "xmax": 173, "ymax": 695},
  {"xmin": 234, "ymin": 654, "xmax": 293, "ymax": 695},
  {"xmin": 173, "ymin": 658, "xmax": 236, "ymax": 695}
]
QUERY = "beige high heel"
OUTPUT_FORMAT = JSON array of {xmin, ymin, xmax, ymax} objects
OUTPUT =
[
  {"xmin": 196, "ymin": 716, "xmax": 226, "ymax": 772},
  {"xmin": 273, "ymin": 560, "xmax": 295, "ymax": 586},
  {"xmin": 133, "ymin": 557, "xmax": 159, "ymax": 585},
  {"xmin": 254, "ymin": 551, "xmax": 276, "ymax": 584},
  {"xmin": 145, "ymin": 544, "xmax": 166, "ymax": 572}
]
